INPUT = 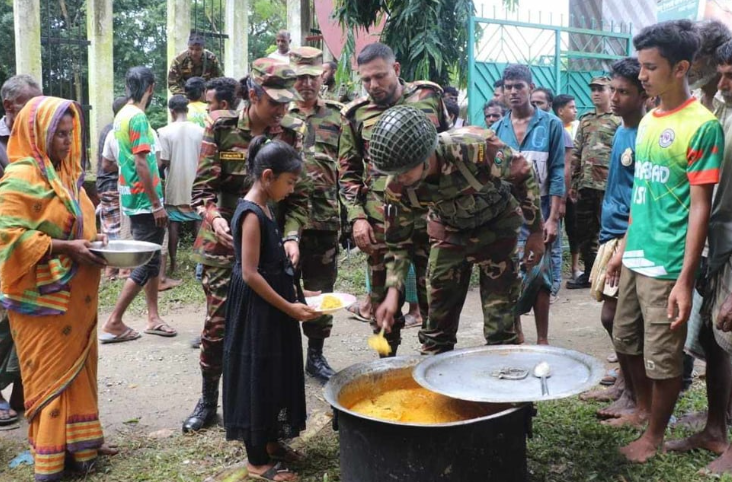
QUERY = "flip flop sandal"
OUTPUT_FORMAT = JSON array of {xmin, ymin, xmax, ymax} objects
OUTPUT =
[
  {"xmin": 249, "ymin": 461, "xmax": 299, "ymax": 481},
  {"xmin": 0, "ymin": 401, "xmax": 18, "ymax": 426},
  {"xmin": 268, "ymin": 445, "xmax": 305, "ymax": 464},
  {"xmin": 144, "ymin": 323, "xmax": 177, "ymax": 337},
  {"xmin": 600, "ymin": 368, "xmax": 618, "ymax": 386},
  {"xmin": 99, "ymin": 328, "xmax": 141, "ymax": 344},
  {"xmin": 345, "ymin": 303, "xmax": 371, "ymax": 323},
  {"xmin": 404, "ymin": 314, "xmax": 422, "ymax": 329}
]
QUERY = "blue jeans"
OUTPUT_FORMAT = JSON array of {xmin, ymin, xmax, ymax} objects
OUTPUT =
[
  {"xmin": 518, "ymin": 196, "xmax": 563, "ymax": 296},
  {"xmin": 542, "ymin": 196, "xmax": 563, "ymax": 296}
]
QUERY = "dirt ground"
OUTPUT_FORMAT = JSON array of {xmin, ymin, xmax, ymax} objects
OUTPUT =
[{"xmin": 1, "ymin": 283, "xmax": 617, "ymax": 444}]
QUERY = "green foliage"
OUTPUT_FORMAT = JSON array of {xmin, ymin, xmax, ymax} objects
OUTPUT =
[
  {"xmin": 333, "ymin": 0, "xmax": 475, "ymax": 87},
  {"xmin": 0, "ymin": 1, "xmax": 14, "ymax": 92},
  {"xmin": 249, "ymin": 0, "xmax": 286, "ymax": 61},
  {"xmin": 112, "ymin": 0, "xmax": 168, "ymax": 129}
]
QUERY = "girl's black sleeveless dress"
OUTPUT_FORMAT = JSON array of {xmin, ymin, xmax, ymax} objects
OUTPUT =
[{"xmin": 222, "ymin": 200, "xmax": 306, "ymax": 446}]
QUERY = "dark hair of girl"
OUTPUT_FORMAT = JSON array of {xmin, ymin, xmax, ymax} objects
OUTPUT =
[
  {"xmin": 238, "ymin": 75, "xmax": 266, "ymax": 102},
  {"xmin": 247, "ymin": 135, "xmax": 302, "ymax": 180}
]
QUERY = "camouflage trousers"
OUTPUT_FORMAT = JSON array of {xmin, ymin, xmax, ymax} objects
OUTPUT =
[
  {"xmin": 419, "ymin": 205, "xmax": 522, "ymax": 354},
  {"xmin": 300, "ymin": 230, "xmax": 339, "ymax": 340},
  {"xmin": 200, "ymin": 265, "xmax": 231, "ymax": 381},
  {"xmin": 369, "ymin": 217, "xmax": 431, "ymax": 349},
  {"xmin": 576, "ymin": 188, "xmax": 604, "ymax": 271}
]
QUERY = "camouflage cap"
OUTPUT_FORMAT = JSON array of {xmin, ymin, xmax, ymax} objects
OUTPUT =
[
  {"xmin": 289, "ymin": 47, "xmax": 324, "ymax": 76},
  {"xmin": 589, "ymin": 75, "xmax": 611, "ymax": 86},
  {"xmin": 250, "ymin": 58, "xmax": 301, "ymax": 103},
  {"xmin": 188, "ymin": 31, "xmax": 205, "ymax": 46}
]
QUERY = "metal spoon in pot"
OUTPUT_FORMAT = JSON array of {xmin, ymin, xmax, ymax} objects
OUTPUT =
[{"xmin": 533, "ymin": 361, "xmax": 551, "ymax": 396}]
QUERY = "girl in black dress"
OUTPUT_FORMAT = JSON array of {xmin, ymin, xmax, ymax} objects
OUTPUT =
[{"xmin": 223, "ymin": 136, "xmax": 319, "ymax": 482}]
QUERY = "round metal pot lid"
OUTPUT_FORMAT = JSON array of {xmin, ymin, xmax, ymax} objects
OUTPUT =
[{"xmin": 413, "ymin": 345, "xmax": 605, "ymax": 403}]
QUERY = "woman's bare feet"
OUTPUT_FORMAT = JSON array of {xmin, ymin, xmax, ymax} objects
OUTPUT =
[
  {"xmin": 665, "ymin": 430, "xmax": 728, "ymax": 455},
  {"xmin": 99, "ymin": 443, "xmax": 120, "ymax": 456}
]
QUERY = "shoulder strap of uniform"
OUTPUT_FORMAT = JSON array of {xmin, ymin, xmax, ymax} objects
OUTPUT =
[
  {"xmin": 208, "ymin": 109, "xmax": 239, "ymax": 127},
  {"xmin": 409, "ymin": 80, "xmax": 444, "ymax": 95},
  {"xmin": 323, "ymin": 99, "xmax": 344, "ymax": 110},
  {"xmin": 438, "ymin": 132, "xmax": 484, "ymax": 191},
  {"xmin": 341, "ymin": 96, "xmax": 370, "ymax": 117}
]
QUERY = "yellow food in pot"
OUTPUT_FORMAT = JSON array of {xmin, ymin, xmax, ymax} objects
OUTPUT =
[
  {"xmin": 320, "ymin": 294, "xmax": 342, "ymax": 310},
  {"xmin": 349, "ymin": 387, "xmax": 495, "ymax": 424}
]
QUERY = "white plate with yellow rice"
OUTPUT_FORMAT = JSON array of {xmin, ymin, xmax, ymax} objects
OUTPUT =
[{"xmin": 305, "ymin": 292, "xmax": 357, "ymax": 314}]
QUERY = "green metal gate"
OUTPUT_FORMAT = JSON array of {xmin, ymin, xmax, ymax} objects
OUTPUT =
[{"xmin": 468, "ymin": 7, "xmax": 633, "ymax": 126}]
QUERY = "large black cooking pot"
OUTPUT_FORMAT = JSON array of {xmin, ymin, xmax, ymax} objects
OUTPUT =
[{"xmin": 324, "ymin": 356, "xmax": 534, "ymax": 482}]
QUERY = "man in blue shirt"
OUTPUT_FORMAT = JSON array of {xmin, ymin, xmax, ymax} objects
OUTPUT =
[
  {"xmin": 581, "ymin": 58, "xmax": 647, "ymax": 419},
  {"xmin": 493, "ymin": 64, "xmax": 565, "ymax": 344}
]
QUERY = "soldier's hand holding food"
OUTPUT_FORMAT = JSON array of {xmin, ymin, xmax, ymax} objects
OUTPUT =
[
  {"xmin": 353, "ymin": 219, "xmax": 377, "ymax": 255},
  {"xmin": 375, "ymin": 287, "xmax": 400, "ymax": 333}
]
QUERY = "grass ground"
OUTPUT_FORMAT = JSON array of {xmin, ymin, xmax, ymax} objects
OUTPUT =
[
  {"xmin": 2, "ymin": 382, "xmax": 731, "ymax": 481},
  {"xmin": 3, "ymin": 241, "xmax": 731, "ymax": 481}
]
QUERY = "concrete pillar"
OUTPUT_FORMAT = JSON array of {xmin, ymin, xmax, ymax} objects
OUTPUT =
[
  {"xmin": 167, "ymin": 0, "xmax": 191, "ymax": 94},
  {"xmin": 14, "ymin": 0, "xmax": 42, "ymax": 80},
  {"xmin": 225, "ymin": 0, "xmax": 249, "ymax": 78},
  {"xmin": 87, "ymin": 0, "xmax": 114, "ymax": 174},
  {"xmin": 287, "ymin": 0, "xmax": 302, "ymax": 48}
]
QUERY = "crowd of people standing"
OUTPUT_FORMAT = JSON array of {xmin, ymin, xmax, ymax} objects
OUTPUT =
[{"xmin": 4, "ymin": 16, "xmax": 732, "ymax": 482}]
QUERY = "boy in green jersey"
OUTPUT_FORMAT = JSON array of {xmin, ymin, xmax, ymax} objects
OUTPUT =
[{"xmin": 606, "ymin": 20, "xmax": 724, "ymax": 463}]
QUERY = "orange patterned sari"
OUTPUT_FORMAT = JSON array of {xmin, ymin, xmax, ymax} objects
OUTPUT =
[{"xmin": 0, "ymin": 97, "xmax": 104, "ymax": 481}]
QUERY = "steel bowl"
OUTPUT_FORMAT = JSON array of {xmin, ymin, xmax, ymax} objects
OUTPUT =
[{"xmin": 89, "ymin": 240, "xmax": 161, "ymax": 268}]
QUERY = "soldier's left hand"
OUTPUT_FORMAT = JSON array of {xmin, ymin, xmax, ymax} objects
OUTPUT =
[
  {"xmin": 284, "ymin": 240, "xmax": 300, "ymax": 267},
  {"xmin": 543, "ymin": 218, "xmax": 558, "ymax": 244},
  {"xmin": 523, "ymin": 231, "xmax": 544, "ymax": 271}
]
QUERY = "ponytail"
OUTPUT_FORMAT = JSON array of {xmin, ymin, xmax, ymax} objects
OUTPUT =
[{"xmin": 247, "ymin": 135, "xmax": 302, "ymax": 180}]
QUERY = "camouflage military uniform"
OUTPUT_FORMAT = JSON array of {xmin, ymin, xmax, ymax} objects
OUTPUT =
[
  {"xmin": 289, "ymin": 97, "xmax": 343, "ymax": 340},
  {"xmin": 168, "ymin": 49, "xmax": 222, "ymax": 96},
  {"xmin": 339, "ymin": 80, "xmax": 452, "ymax": 345},
  {"xmin": 385, "ymin": 127, "xmax": 543, "ymax": 353},
  {"xmin": 321, "ymin": 83, "xmax": 352, "ymax": 103},
  {"xmin": 570, "ymin": 111, "xmax": 620, "ymax": 272},
  {"xmin": 191, "ymin": 103, "xmax": 306, "ymax": 380}
]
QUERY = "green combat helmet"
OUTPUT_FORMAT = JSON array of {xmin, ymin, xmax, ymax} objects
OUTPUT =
[{"xmin": 370, "ymin": 105, "xmax": 437, "ymax": 174}]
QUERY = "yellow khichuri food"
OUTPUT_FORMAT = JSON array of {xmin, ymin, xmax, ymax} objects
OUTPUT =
[
  {"xmin": 348, "ymin": 387, "xmax": 496, "ymax": 424},
  {"xmin": 320, "ymin": 294, "xmax": 342, "ymax": 310}
]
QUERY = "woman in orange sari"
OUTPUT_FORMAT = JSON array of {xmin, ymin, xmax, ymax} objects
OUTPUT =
[{"xmin": 0, "ymin": 96, "xmax": 111, "ymax": 481}]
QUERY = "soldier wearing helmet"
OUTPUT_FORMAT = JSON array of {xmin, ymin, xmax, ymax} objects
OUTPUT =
[
  {"xmin": 372, "ymin": 106, "xmax": 544, "ymax": 353},
  {"xmin": 339, "ymin": 43, "xmax": 452, "ymax": 355}
]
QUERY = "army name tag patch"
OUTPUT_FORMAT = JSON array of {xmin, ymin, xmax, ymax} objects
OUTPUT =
[{"xmin": 220, "ymin": 151, "xmax": 246, "ymax": 161}]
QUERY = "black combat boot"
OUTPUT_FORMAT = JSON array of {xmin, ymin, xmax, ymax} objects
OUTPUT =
[
  {"xmin": 306, "ymin": 339, "xmax": 336, "ymax": 382},
  {"xmin": 182, "ymin": 377, "xmax": 219, "ymax": 433}
]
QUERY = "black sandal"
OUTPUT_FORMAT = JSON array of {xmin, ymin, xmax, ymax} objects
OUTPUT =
[
  {"xmin": 249, "ymin": 461, "xmax": 299, "ymax": 481},
  {"xmin": 268, "ymin": 444, "xmax": 305, "ymax": 464}
]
